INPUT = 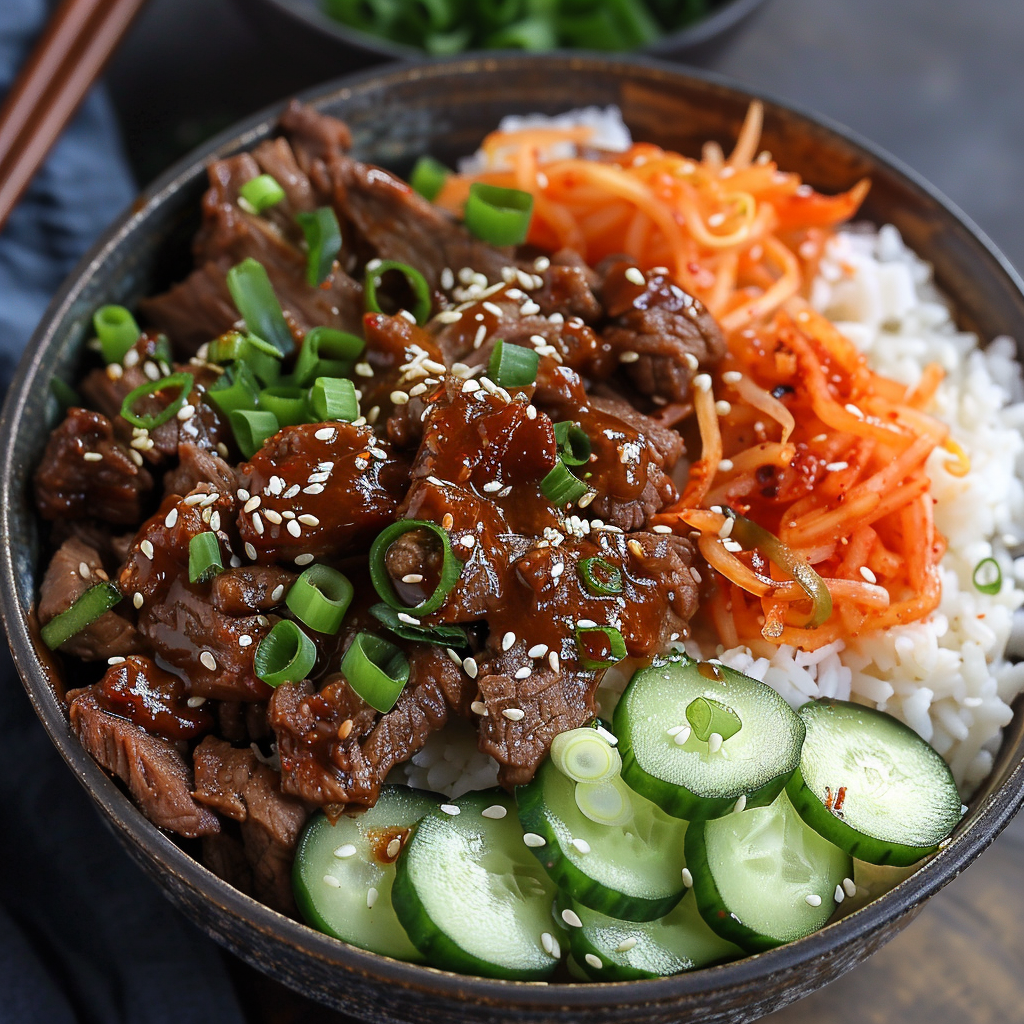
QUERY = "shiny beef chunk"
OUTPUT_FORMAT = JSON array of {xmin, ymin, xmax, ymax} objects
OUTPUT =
[
  {"xmin": 35, "ymin": 408, "xmax": 153, "ymax": 524},
  {"xmin": 235, "ymin": 422, "xmax": 408, "ymax": 564},
  {"xmin": 119, "ymin": 491, "xmax": 272, "ymax": 701},
  {"xmin": 600, "ymin": 259, "xmax": 726, "ymax": 404},
  {"xmin": 211, "ymin": 565, "xmax": 296, "ymax": 616},
  {"xmin": 163, "ymin": 442, "xmax": 236, "ymax": 499},
  {"xmin": 38, "ymin": 535, "xmax": 140, "ymax": 660},
  {"xmin": 193, "ymin": 736, "xmax": 308, "ymax": 914},
  {"xmin": 531, "ymin": 248, "xmax": 604, "ymax": 324},
  {"xmin": 67, "ymin": 685, "xmax": 220, "ymax": 838},
  {"xmin": 270, "ymin": 645, "xmax": 468, "ymax": 808},
  {"xmin": 139, "ymin": 264, "xmax": 240, "ymax": 356}
]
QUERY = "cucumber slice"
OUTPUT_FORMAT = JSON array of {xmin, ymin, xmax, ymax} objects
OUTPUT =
[
  {"xmin": 685, "ymin": 790, "xmax": 852, "ymax": 953},
  {"xmin": 786, "ymin": 698, "xmax": 962, "ymax": 866},
  {"xmin": 293, "ymin": 785, "xmax": 440, "ymax": 960},
  {"xmin": 517, "ymin": 758, "xmax": 688, "ymax": 921},
  {"xmin": 614, "ymin": 654, "xmax": 805, "ymax": 820},
  {"xmin": 392, "ymin": 790, "xmax": 562, "ymax": 980},
  {"xmin": 558, "ymin": 892, "xmax": 743, "ymax": 981}
]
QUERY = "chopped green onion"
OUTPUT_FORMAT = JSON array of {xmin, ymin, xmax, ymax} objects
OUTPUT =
[
  {"xmin": 579, "ymin": 557, "xmax": 623, "ymax": 597},
  {"xmin": 208, "ymin": 362, "xmax": 260, "ymax": 419},
  {"xmin": 286, "ymin": 565, "xmax": 354, "ymax": 634},
  {"xmin": 574, "ymin": 777, "xmax": 634, "ymax": 827},
  {"xmin": 488, "ymin": 339, "xmax": 539, "ymax": 387},
  {"xmin": 464, "ymin": 183, "xmax": 533, "ymax": 247},
  {"xmin": 296, "ymin": 206, "xmax": 343, "ymax": 288},
  {"xmin": 724, "ymin": 507, "xmax": 832, "ymax": 629},
  {"xmin": 119, "ymin": 372, "xmax": 194, "ymax": 430},
  {"xmin": 254, "ymin": 619, "xmax": 317, "ymax": 687},
  {"xmin": 229, "ymin": 409, "xmax": 280, "ymax": 459},
  {"xmin": 341, "ymin": 632, "xmax": 410, "ymax": 713},
  {"xmin": 94, "ymin": 305, "xmax": 140, "ymax": 364},
  {"xmin": 239, "ymin": 174, "xmax": 286, "ymax": 214},
  {"xmin": 226, "ymin": 258, "xmax": 294, "ymax": 356},
  {"xmin": 370, "ymin": 603, "xmax": 469, "ymax": 649},
  {"xmin": 309, "ymin": 377, "xmax": 359, "ymax": 422},
  {"xmin": 41, "ymin": 582, "xmax": 123, "ymax": 649},
  {"xmin": 364, "ymin": 259, "xmax": 432, "ymax": 326},
  {"xmin": 541, "ymin": 461, "xmax": 588, "ymax": 505},
  {"xmin": 369, "ymin": 520, "xmax": 464, "ymax": 617},
  {"xmin": 574, "ymin": 625, "xmax": 627, "ymax": 671},
  {"xmin": 973, "ymin": 557, "xmax": 1003, "ymax": 595},
  {"xmin": 294, "ymin": 327, "xmax": 364, "ymax": 386},
  {"xmin": 553, "ymin": 420, "xmax": 591, "ymax": 466},
  {"xmin": 410, "ymin": 155, "xmax": 451, "ymax": 202},
  {"xmin": 550, "ymin": 727, "xmax": 621, "ymax": 783},
  {"xmin": 423, "ymin": 26, "xmax": 472, "ymax": 53},
  {"xmin": 485, "ymin": 15, "xmax": 558, "ymax": 49},
  {"xmin": 208, "ymin": 331, "xmax": 282, "ymax": 386},
  {"xmin": 259, "ymin": 386, "xmax": 308, "ymax": 426},
  {"xmin": 685, "ymin": 695, "xmax": 742, "ymax": 743},
  {"xmin": 49, "ymin": 377, "xmax": 80, "ymax": 413},
  {"xmin": 188, "ymin": 532, "xmax": 224, "ymax": 584}
]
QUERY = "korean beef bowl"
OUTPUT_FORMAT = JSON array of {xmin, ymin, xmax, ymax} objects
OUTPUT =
[{"xmin": 4, "ymin": 56, "xmax": 1024, "ymax": 1024}]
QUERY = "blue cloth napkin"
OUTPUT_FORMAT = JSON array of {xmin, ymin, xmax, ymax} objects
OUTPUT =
[{"xmin": 0, "ymin": 3, "xmax": 247, "ymax": 1022}]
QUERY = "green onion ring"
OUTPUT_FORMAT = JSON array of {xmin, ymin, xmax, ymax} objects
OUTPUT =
[
  {"xmin": 294, "ymin": 326, "xmax": 364, "ymax": 387},
  {"xmin": 341, "ymin": 632, "xmax": 410, "ymax": 714},
  {"xmin": 685, "ymin": 695, "xmax": 742, "ymax": 743},
  {"xmin": 541, "ymin": 461, "xmax": 589, "ymax": 505},
  {"xmin": 410, "ymin": 156, "xmax": 451, "ymax": 202},
  {"xmin": 229, "ymin": 409, "xmax": 280, "ymax": 459},
  {"xmin": 574, "ymin": 625, "xmax": 627, "ymax": 671},
  {"xmin": 579, "ymin": 557, "xmax": 623, "ymax": 597},
  {"xmin": 550, "ymin": 727, "xmax": 621, "ymax": 783},
  {"xmin": 254, "ymin": 619, "xmax": 317, "ymax": 687},
  {"xmin": 488, "ymin": 339, "xmax": 539, "ymax": 387},
  {"xmin": 296, "ymin": 206, "xmax": 343, "ymax": 288},
  {"xmin": 208, "ymin": 331, "xmax": 282, "ymax": 386},
  {"xmin": 308, "ymin": 377, "xmax": 359, "ymax": 422},
  {"xmin": 464, "ymin": 183, "xmax": 533, "ymax": 247},
  {"xmin": 239, "ymin": 174, "xmax": 286, "ymax": 214},
  {"xmin": 364, "ymin": 259, "xmax": 432, "ymax": 326},
  {"xmin": 973, "ymin": 557, "xmax": 1002, "ymax": 596},
  {"xmin": 368, "ymin": 519, "xmax": 464, "ymax": 617},
  {"xmin": 258, "ymin": 386, "xmax": 308, "ymax": 426},
  {"xmin": 94, "ymin": 305, "xmax": 140, "ymax": 365},
  {"xmin": 119, "ymin": 372, "xmax": 194, "ymax": 430},
  {"xmin": 188, "ymin": 532, "xmax": 224, "ymax": 585},
  {"xmin": 286, "ymin": 565, "xmax": 354, "ymax": 634},
  {"xmin": 553, "ymin": 420, "xmax": 592, "ymax": 466}
]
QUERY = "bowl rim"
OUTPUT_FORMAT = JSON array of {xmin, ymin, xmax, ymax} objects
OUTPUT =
[
  {"xmin": 249, "ymin": 0, "xmax": 769, "ymax": 60},
  {"xmin": 3, "ymin": 51, "xmax": 1024, "ymax": 1010}
]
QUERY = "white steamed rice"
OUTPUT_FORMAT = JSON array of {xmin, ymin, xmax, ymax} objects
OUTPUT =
[{"xmin": 397, "ymin": 111, "xmax": 1024, "ymax": 801}]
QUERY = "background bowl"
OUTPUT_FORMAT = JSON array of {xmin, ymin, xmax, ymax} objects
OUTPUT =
[
  {"xmin": 3, "ymin": 54, "xmax": 1024, "ymax": 1024},
  {"xmin": 238, "ymin": 0, "xmax": 769, "ymax": 71}
]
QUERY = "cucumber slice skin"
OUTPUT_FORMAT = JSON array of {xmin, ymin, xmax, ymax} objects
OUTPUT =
[
  {"xmin": 292, "ymin": 786, "xmax": 442, "ymax": 961},
  {"xmin": 685, "ymin": 792, "xmax": 852, "ymax": 954},
  {"xmin": 614, "ymin": 656, "xmax": 805, "ymax": 821},
  {"xmin": 517, "ymin": 759, "xmax": 688, "ymax": 922},
  {"xmin": 787, "ymin": 699, "xmax": 962, "ymax": 867},
  {"xmin": 393, "ymin": 789, "xmax": 562, "ymax": 981},
  {"xmin": 559, "ymin": 893, "xmax": 742, "ymax": 981}
]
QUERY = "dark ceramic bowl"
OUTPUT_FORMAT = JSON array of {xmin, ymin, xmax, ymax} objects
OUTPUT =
[
  {"xmin": 239, "ymin": 0, "xmax": 768, "ymax": 73},
  {"xmin": 3, "ymin": 54, "xmax": 1024, "ymax": 1024}
]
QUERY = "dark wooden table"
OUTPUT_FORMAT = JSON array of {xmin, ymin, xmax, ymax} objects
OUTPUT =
[{"xmin": 103, "ymin": 0, "xmax": 1024, "ymax": 1018}]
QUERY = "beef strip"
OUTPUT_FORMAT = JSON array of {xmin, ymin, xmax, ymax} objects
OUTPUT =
[
  {"xmin": 193, "ymin": 736, "xmax": 308, "ymax": 914},
  {"xmin": 270, "ymin": 644, "xmax": 468, "ymax": 808},
  {"xmin": 531, "ymin": 248, "xmax": 604, "ymax": 324},
  {"xmin": 211, "ymin": 566, "xmax": 295, "ymax": 616},
  {"xmin": 38, "ymin": 535, "xmax": 140, "ymax": 660},
  {"xmin": 138, "ymin": 264, "xmax": 240, "ymax": 355},
  {"xmin": 163, "ymin": 442, "xmax": 236, "ymax": 498},
  {"xmin": 67, "ymin": 685, "xmax": 220, "ymax": 838},
  {"xmin": 600, "ymin": 259, "xmax": 726, "ymax": 404},
  {"xmin": 35, "ymin": 408, "xmax": 153, "ymax": 524}
]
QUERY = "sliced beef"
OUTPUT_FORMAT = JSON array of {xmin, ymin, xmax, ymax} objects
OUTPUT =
[
  {"xmin": 270, "ymin": 645, "xmax": 467, "ymax": 808},
  {"xmin": 278, "ymin": 100, "xmax": 352, "ymax": 173},
  {"xmin": 35, "ymin": 408, "xmax": 153, "ymax": 524},
  {"xmin": 193, "ymin": 736, "xmax": 308, "ymax": 914},
  {"xmin": 163, "ymin": 442, "xmax": 236, "ymax": 499},
  {"xmin": 67, "ymin": 686, "xmax": 219, "ymax": 838},
  {"xmin": 211, "ymin": 565, "xmax": 295, "ymax": 616},
  {"xmin": 38, "ymin": 535, "xmax": 140, "ymax": 660},
  {"xmin": 600, "ymin": 259, "xmax": 726, "ymax": 404},
  {"xmin": 139, "ymin": 264, "xmax": 240, "ymax": 355},
  {"xmin": 202, "ymin": 832, "xmax": 254, "ymax": 897},
  {"xmin": 532, "ymin": 248, "xmax": 603, "ymax": 323},
  {"xmin": 235, "ymin": 423, "xmax": 408, "ymax": 564}
]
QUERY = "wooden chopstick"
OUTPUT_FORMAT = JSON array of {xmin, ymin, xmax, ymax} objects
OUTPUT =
[{"xmin": 0, "ymin": 0, "xmax": 147, "ymax": 234}]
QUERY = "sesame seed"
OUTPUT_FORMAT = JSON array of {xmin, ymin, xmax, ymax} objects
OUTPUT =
[
  {"xmin": 501, "ymin": 631, "xmax": 516, "ymax": 651},
  {"xmin": 551, "ymin": 563, "xmax": 564, "ymax": 578},
  {"xmin": 571, "ymin": 838, "xmax": 591, "ymax": 854},
  {"xmin": 129, "ymin": 450, "xmax": 144, "ymax": 466},
  {"xmin": 514, "ymin": 667, "xmax": 532, "ymax": 680},
  {"xmin": 528, "ymin": 644, "xmax": 548, "ymax": 659},
  {"xmin": 397, "ymin": 613, "xmax": 420, "ymax": 626},
  {"xmin": 533, "ymin": 256, "xmax": 550, "ymax": 272},
  {"xmin": 715, "ymin": 400, "xmax": 732, "ymax": 416},
  {"xmin": 440, "ymin": 804, "xmax": 460, "ymax": 816},
  {"xmin": 303, "ymin": 484, "xmax": 325, "ymax": 495},
  {"xmin": 578, "ymin": 491, "xmax": 596, "ymax": 508},
  {"xmin": 805, "ymin": 894, "xmax": 822, "ymax": 908},
  {"xmin": 616, "ymin": 937, "xmax": 638, "ymax": 953},
  {"xmin": 502, "ymin": 708, "xmax": 525, "ymax": 721},
  {"xmin": 624, "ymin": 266, "xmax": 645, "ymax": 286},
  {"xmin": 540, "ymin": 932, "xmax": 554, "ymax": 956},
  {"xmin": 672, "ymin": 727, "xmax": 692, "ymax": 746},
  {"xmin": 722, "ymin": 370, "xmax": 743, "ymax": 384},
  {"xmin": 82, "ymin": 451, "xmax": 102, "ymax": 462},
  {"xmin": 845, "ymin": 403, "xmax": 864, "ymax": 419},
  {"xmin": 252, "ymin": 512, "xmax": 264, "ymax": 535},
  {"xmin": 520, "ymin": 300, "xmax": 541, "ymax": 315},
  {"xmin": 107, "ymin": 656, "xmax": 126, "ymax": 666},
  {"xmin": 470, "ymin": 700, "xmax": 488, "ymax": 716},
  {"xmin": 209, "ymin": 511, "xmax": 221, "ymax": 532},
  {"xmin": 367, "ymin": 887, "xmax": 379, "ymax": 909},
  {"xmin": 390, "ymin": 391, "xmax": 409, "ymax": 405},
  {"xmin": 734, "ymin": 795, "xmax": 747, "ymax": 813},
  {"xmin": 483, "ymin": 481, "xmax": 503, "ymax": 493},
  {"xmin": 483, "ymin": 301, "xmax": 504, "ymax": 317},
  {"xmin": 560, "ymin": 908, "xmax": 584, "ymax": 929},
  {"xmin": 133, "ymin": 592, "xmax": 144, "ymax": 610},
  {"xmin": 298, "ymin": 514, "xmax": 319, "ymax": 527},
  {"xmin": 184, "ymin": 494, "xmax": 205, "ymax": 506},
  {"xmin": 287, "ymin": 520, "xmax": 302, "ymax": 538},
  {"xmin": 401, "ymin": 573, "xmax": 424, "ymax": 584},
  {"xmin": 859, "ymin": 566, "xmax": 877, "ymax": 584},
  {"xmin": 124, "ymin": 349, "xmax": 140, "ymax": 368},
  {"xmin": 186, "ymin": 696, "xmax": 206, "ymax": 708},
  {"xmin": 481, "ymin": 805, "xmax": 507, "ymax": 819},
  {"xmin": 314, "ymin": 427, "xmax": 336, "ymax": 441},
  {"xmin": 143, "ymin": 361, "xmax": 161, "ymax": 381},
  {"xmin": 323, "ymin": 875, "xmax": 341, "ymax": 889},
  {"xmin": 683, "ymin": 353, "xmax": 700, "ymax": 371},
  {"xmin": 164, "ymin": 508, "xmax": 178, "ymax": 528},
  {"xmin": 441, "ymin": 267, "xmax": 455, "ymax": 290},
  {"xmin": 369, "ymin": 447, "xmax": 388, "ymax": 460},
  {"xmin": 693, "ymin": 373, "xmax": 712, "ymax": 392},
  {"xmin": 619, "ymin": 350, "xmax": 640, "ymax": 363},
  {"xmin": 386, "ymin": 838, "xmax": 402, "ymax": 858},
  {"xmin": 473, "ymin": 325, "xmax": 487, "ymax": 349},
  {"xmin": 585, "ymin": 953, "xmax": 603, "ymax": 970},
  {"xmin": 681, "ymin": 868, "xmax": 693, "ymax": 888},
  {"xmin": 460, "ymin": 533, "xmax": 475, "ymax": 550},
  {"xmin": 463, "ymin": 657, "xmax": 478, "ymax": 678},
  {"xmin": 718, "ymin": 517, "xmax": 735, "ymax": 539},
  {"xmin": 177, "ymin": 403, "xmax": 195, "ymax": 421},
  {"xmin": 523, "ymin": 833, "xmax": 546, "ymax": 848},
  {"xmin": 436, "ymin": 309, "xmax": 461, "ymax": 324},
  {"xmin": 842, "ymin": 877, "xmax": 857, "ymax": 898},
  {"xmin": 78, "ymin": 561, "xmax": 92, "ymax": 578},
  {"xmin": 245, "ymin": 543, "xmax": 258, "ymax": 560},
  {"xmin": 399, "ymin": 309, "xmax": 417, "ymax": 324},
  {"xmin": 409, "ymin": 383, "xmax": 428, "ymax": 398},
  {"xmin": 239, "ymin": 635, "xmax": 253, "ymax": 647},
  {"xmin": 834, "ymin": 884, "xmax": 845, "ymax": 903},
  {"xmin": 442, "ymin": 513, "xmax": 455, "ymax": 530},
  {"xmin": 548, "ymin": 651, "xmax": 560, "ymax": 672},
  {"xmin": 825, "ymin": 461, "xmax": 849, "ymax": 472},
  {"xmin": 200, "ymin": 651, "xmax": 217, "ymax": 671},
  {"xmin": 652, "ymin": 524, "xmax": 672, "ymax": 534},
  {"xmin": 354, "ymin": 362, "xmax": 373, "ymax": 377}
]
